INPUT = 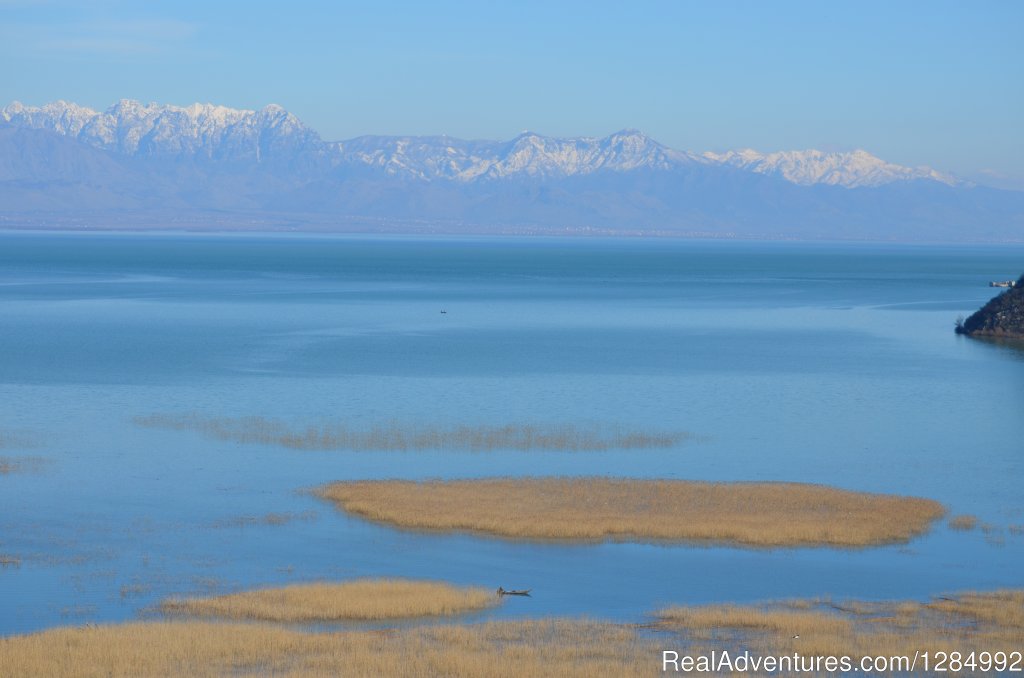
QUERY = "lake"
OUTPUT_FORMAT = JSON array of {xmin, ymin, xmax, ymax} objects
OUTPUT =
[{"xmin": 1, "ymin": 232, "xmax": 1022, "ymax": 636}]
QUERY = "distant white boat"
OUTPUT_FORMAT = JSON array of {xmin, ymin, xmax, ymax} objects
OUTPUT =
[{"xmin": 989, "ymin": 280, "xmax": 1016, "ymax": 288}]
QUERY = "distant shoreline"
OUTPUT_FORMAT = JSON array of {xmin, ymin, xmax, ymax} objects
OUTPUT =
[{"xmin": 2, "ymin": 223, "xmax": 1024, "ymax": 246}]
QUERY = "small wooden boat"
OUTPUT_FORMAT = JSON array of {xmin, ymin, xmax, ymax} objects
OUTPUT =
[{"xmin": 496, "ymin": 587, "xmax": 531, "ymax": 597}]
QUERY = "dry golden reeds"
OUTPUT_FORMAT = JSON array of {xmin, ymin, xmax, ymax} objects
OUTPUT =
[
  {"xmin": 656, "ymin": 590, "xmax": 1024, "ymax": 665},
  {"xmin": 0, "ymin": 619, "xmax": 656, "ymax": 678},
  {"xmin": 161, "ymin": 579, "xmax": 499, "ymax": 622},
  {"xmin": 3, "ymin": 590, "xmax": 1023, "ymax": 677},
  {"xmin": 315, "ymin": 477, "xmax": 944, "ymax": 547}
]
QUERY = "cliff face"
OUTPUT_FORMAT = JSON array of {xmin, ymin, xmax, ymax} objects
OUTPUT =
[{"xmin": 957, "ymin": 274, "xmax": 1024, "ymax": 339}]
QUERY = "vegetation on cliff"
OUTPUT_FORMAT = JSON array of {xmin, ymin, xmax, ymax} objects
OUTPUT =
[{"xmin": 957, "ymin": 274, "xmax": 1024, "ymax": 339}]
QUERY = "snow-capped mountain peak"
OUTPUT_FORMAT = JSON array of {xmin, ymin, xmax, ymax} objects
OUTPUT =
[
  {"xmin": 702, "ymin": 147, "xmax": 961, "ymax": 188},
  {"xmin": 1, "ymin": 99, "xmax": 963, "ymax": 189},
  {"xmin": 2, "ymin": 99, "xmax": 324, "ymax": 163},
  {"xmin": 2, "ymin": 100, "xmax": 99, "ymax": 137},
  {"xmin": 472, "ymin": 129, "xmax": 699, "ymax": 180},
  {"xmin": 1, "ymin": 99, "xmax": 1015, "ymax": 242}
]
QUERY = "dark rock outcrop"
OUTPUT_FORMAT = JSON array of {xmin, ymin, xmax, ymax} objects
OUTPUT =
[{"xmin": 957, "ymin": 274, "xmax": 1024, "ymax": 338}]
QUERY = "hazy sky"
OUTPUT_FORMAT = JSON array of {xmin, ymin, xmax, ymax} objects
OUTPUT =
[{"xmin": 2, "ymin": 0, "xmax": 1022, "ymax": 185}]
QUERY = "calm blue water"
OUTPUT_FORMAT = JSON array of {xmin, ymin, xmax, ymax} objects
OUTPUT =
[{"xmin": 1, "ymin": 232, "xmax": 1022, "ymax": 636}]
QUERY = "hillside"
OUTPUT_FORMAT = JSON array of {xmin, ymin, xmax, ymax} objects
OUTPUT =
[{"xmin": 957, "ymin": 276, "xmax": 1024, "ymax": 339}]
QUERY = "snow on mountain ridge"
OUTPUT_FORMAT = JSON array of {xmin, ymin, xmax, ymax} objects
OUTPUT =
[
  {"xmin": 703, "ymin": 148, "xmax": 962, "ymax": 188},
  {"xmin": 1, "ymin": 99, "xmax": 321, "ymax": 163},
  {"xmin": 1, "ymin": 100, "xmax": 961, "ymax": 188},
  {"xmin": 2, "ymin": 100, "xmax": 99, "ymax": 137},
  {"xmin": 476, "ymin": 129, "xmax": 701, "ymax": 179},
  {"xmin": 331, "ymin": 129, "xmax": 699, "ymax": 181}
]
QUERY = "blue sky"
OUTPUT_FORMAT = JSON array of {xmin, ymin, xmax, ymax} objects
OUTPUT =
[{"xmin": 2, "ymin": 0, "xmax": 1022, "ymax": 186}]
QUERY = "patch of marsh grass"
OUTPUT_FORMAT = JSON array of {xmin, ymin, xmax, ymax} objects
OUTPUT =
[
  {"xmin": 133, "ymin": 414, "xmax": 691, "ymax": 452},
  {"xmin": 0, "ymin": 429, "xmax": 37, "ymax": 450},
  {"xmin": 119, "ymin": 583, "xmax": 152, "ymax": 599},
  {"xmin": 315, "ymin": 477, "xmax": 944, "ymax": 547},
  {"xmin": 948, "ymin": 514, "xmax": 979, "ymax": 531},
  {"xmin": 211, "ymin": 510, "xmax": 318, "ymax": 529},
  {"xmin": 0, "ymin": 619, "xmax": 656, "ymax": 678},
  {"xmin": 4, "ymin": 591, "xmax": 1022, "ymax": 677},
  {"xmin": 656, "ymin": 590, "xmax": 1024, "ymax": 662},
  {"xmin": 161, "ymin": 579, "xmax": 500, "ymax": 622},
  {"xmin": 60, "ymin": 605, "xmax": 98, "ymax": 620},
  {"xmin": 0, "ymin": 455, "xmax": 45, "ymax": 475}
]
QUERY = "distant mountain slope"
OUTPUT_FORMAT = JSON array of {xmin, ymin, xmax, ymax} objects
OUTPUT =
[
  {"xmin": 2, "ymin": 99, "xmax": 1023, "ymax": 241},
  {"xmin": 702, "ymin": 148, "xmax": 962, "ymax": 188}
]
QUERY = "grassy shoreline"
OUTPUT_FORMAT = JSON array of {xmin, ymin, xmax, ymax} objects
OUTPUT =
[
  {"xmin": 0, "ymin": 619, "xmax": 657, "ymax": 678},
  {"xmin": 3, "ymin": 590, "xmax": 1022, "ymax": 677}
]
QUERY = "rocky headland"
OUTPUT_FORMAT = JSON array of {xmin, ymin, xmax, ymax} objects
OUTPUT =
[{"xmin": 957, "ymin": 274, "xmax": 1024, "ymax": 339}]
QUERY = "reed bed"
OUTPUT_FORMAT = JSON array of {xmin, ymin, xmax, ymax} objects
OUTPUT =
[
  {"xmin": 4, "ymin": 591, "xmax": 1022, "ymax": 677},
  {"xmin": 0, "ymin": 619, "xmax": 657, "ymax": 678},
  {"xmin": 0, "ymin": 429, "xmax": 37, "ymax": 450},
  {"xmin": 161, "ymin": 579, "xmax": 500, "ymax": 622},
  {"xmin": 0, "ymin": 455, "xmax": 44, "ymax": 475},
  {"xmin": 656, "ymin": 590, "xmax": 1024, "ymax": 665},
  {"xmin": 211, "ymin": 511, "xmax": 318, "ymax": 529},
  {"xmin": 315, "ymin": 477, "xmax": 944, "ymax": 547},
  {"xmin": 133, "ymin": 414, "xmax": 689, "ymax": 452},
  {"xmin": 948, "ymin": 514, "xmax": 978, "ymax": 531}
]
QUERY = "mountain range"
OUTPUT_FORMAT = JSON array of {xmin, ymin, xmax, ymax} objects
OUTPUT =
[{"xmin": 2, "ymin": 99, "xmax": 1022, "ymax": 241}]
